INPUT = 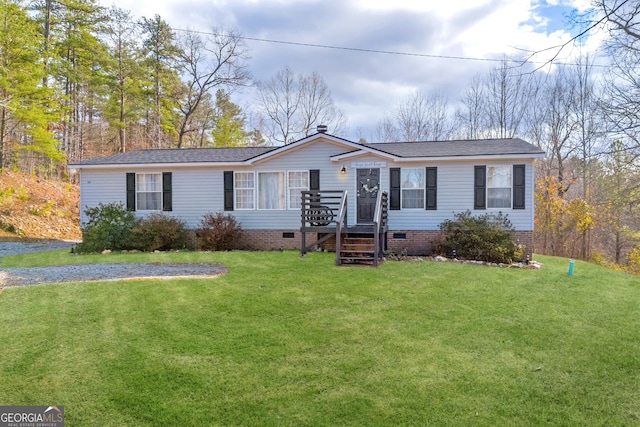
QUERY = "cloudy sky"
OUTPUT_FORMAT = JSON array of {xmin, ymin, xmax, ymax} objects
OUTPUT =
[{"xmin": 111, "ymin": 0, "xmax": 600, "ymax": 142}]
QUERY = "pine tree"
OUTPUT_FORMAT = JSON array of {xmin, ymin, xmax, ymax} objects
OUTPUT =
[
  {"xmin": 212, "ymin": 89, "xmax": 247, "ymax": 147},
  {"xmin": 103, "ymin": 6, "xmax": 144, "ymax": 153},
  {"xmin": 0, "ymin": 0, "xmax": 61, "ymax": 170},
  {"xmin": 139, "ymin": 14, "xmax": 180, "ymax": 148}
]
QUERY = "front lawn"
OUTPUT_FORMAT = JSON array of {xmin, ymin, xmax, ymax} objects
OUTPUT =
[{"xmin": 1, "ymin": 251, "xmax": 639, "ymax": 426}]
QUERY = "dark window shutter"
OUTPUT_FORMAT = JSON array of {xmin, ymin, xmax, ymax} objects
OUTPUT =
[
  {"xmin": 513, "ymin": 164, "xmax": 525, "ymax": 209},
  {"xmin": 474, "ymin": 165, "xmax": 486, "ymax": 210},
  {"xmin": 310, "ymin": 169, "xmax": 320, "ymax": 191},
  {"xmin": 390, "ymin": 168, "xmax": 401, "ymax": 210},
  {"xmin": 224, "ymin": 171, "xmax": 234, "ymax": 211},
  {"xmin": 126, "ymin": 173, "xmax": 136, "ymax": 211},
  {"xmin": 426, "ymin": 167, "xmax": 437, "ymax": 210},
  {"xmin": 162, "ymin": 172, "xmax": 172, "ymax": 211}
]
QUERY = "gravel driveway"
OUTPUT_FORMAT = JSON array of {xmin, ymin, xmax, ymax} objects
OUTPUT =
[{"xmin": 0, "ymin": 241, "xmax": 228, "ymax": 287}]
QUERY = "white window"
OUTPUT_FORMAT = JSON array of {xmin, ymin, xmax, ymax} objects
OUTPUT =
[
  {"xmin": 258, "ymin": 172, "xmax": 285, "ymax": 210},
  {"xmin": 401, "ymin": 168, "xmax": 425, "ymax": 209},
  {"xmin": 288, "ymin": 171, "xmax": 309, "ymax": 209},
  {"xmin": 136, "ymin": 173, "xmax": 162, "ymax": 210},
  {"xmin": 234, "ymin": 172, "xmax": 254, "ymax": 210},
  {"xmin": 487, "ymin": 165, "xmax": 511, "ymax": 208}
]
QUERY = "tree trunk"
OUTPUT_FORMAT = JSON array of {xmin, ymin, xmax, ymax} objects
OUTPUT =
[{"xmin": 0, "ymin": 107, "xmax": 5, "ymax": 169}]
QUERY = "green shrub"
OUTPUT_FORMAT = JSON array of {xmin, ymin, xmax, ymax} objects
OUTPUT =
[
  {"xmin": 0, "ymin": 220, "xmax": 16, "ymax": 234},
  {"xmin": 196, "ymin": 212, "xmax": 242, "ymax": 251},
  {"xmin": 76, "ymin": 202, "xmax": 137, "ymax": 253},
  {"xmin": 0, "ymin": 187, "xmax": 15, "ymax": 202},
  {"xmin": 131, "ymin": 213, "xmax": 189, "ymax": 252},
  {"xmin": 16, "ymin": 186, "xmax": 29, "ymax": 201},
  {"xmin": 29, "ymin": 200, "xmax": 56, "ymax": 217},
  {"xmin": 439, "ymin": 210, "xmax": 523, "ymax": 264},
  {"xmin": 626, "ymin": 247, "xmax": 640, "ymax": 275}
]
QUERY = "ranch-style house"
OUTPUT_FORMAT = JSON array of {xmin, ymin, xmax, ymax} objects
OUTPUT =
[{"xmin": 70, "ymin": 129, "xmax": 545, "ymax": 265}]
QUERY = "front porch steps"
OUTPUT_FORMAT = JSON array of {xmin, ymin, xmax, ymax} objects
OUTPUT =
[
  {"xmin": 339, "ymin": 232, "xmax": 381, "ymax": 266},
  {"xmin": 301, "ymin": 190, "xmax": 388, "ymax": 267}
]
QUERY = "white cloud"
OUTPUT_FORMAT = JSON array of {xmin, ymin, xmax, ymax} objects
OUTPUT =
[{"xmin": 109, "ymin": 0, "xmax": 603, "ymax": 141}]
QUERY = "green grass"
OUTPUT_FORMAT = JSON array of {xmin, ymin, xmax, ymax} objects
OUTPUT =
[{"xmin": 1, "ymin": 251, "xmax": 640, "ymax": 426}]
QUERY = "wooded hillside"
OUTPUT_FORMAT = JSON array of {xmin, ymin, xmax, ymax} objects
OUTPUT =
[{"xmin": 0, "ymin": 171, "xmax": 80, "ymax": 241}]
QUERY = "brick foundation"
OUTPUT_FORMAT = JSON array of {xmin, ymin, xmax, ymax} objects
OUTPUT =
[
  {"xmin": 386, "ymin": 230, "xmax": 443, "ymax": 256},
  {"xmin": 513, "ymin": 231, "xmax": 534, "ymax": 259},
  {"xmin": 236, "ymin": 229, "xmax": 302, "ymax": 251},
  {"xmin": 237, "ymin": 229, "xmax": 534, "ymax": 259}
]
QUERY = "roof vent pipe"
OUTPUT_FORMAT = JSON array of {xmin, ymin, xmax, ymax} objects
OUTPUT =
[{"xmin": 317, "ymin": 124, "xmax": 328, "ymax": 133}]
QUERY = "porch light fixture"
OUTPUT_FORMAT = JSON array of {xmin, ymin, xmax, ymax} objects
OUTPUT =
[{"xmin": 340, "ymin": 165, "xmax": 346, "ymax": 174}]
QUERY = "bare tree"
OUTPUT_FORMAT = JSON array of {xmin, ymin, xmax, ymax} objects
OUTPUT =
[
  {"xmin": 483, "ymin": 60, "xmax": 531, "ymax": 139},
  {"xmin": 375, "ymin": 114, "xmax": 399, "ymax": 142},
  {"xmin": 257, "ymin": 67, "xmax": 346, "ymax": 144},
  {"xmin": 532, "ymin": 67, "xmax": 579, "ymax": 194},
  {"xmin": 573, "ymin": 54, "xmax": 602, "ymax": 259},
  {"xmin": 299, "ymin": 71, "xmax": 346, "ymax": 137},
  {"xmin": 258, "ymin": 67, "xmax": 300, "ymax": 145},
  {"xmin": 524, "ymin": 60, "xmax": 606, "ymax": 258},
  {"xmin": 573, "ymin": 55, "xmax": 601, "ymax": 191},
  {"xmin": 455, "ymin": 74, "xmax": 485, "ymax": 140},
  {"xmin": 564, "ymin": 1, "xmax": 640, "ymax": 152},
  {"xmin": 600, "ymin": 43, "xmax": 640, "ymax": 152},
  {"xmin": 375, "ymin": 89, "xmax": 454, "ymax": 142},
  {"xmin": 174, "ymin": 28, "xmax": 249, "ymax": 148}
]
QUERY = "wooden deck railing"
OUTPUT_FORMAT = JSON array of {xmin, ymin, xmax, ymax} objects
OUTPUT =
[
  {"xmin": 335, "ymin": 191, "xmax": 348, "ymax": 265},
  {"xmin": 372, "ymin": 191, "xmax": 388, "ymax": 266},
  {"xmin": 300, "ymin": 190, "xmax": 344, "ymax": 229},
  {"xmin": 300, "ymin": 190, "xmax": 345, "ymax": 256}
]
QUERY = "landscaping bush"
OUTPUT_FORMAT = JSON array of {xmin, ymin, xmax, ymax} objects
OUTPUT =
[
  {"xmin": 130, "ymin": 213, "xmax": 189, "ymax": 252},
  {"xmin": 76, "ymin": 202, "xmax": 137, "ymax": 253},
  {"xmin": 438, "ymin": 210, "xmax": 523, "ymax": 264},
  {"xmin": 197, "ymin": 212, "xmax": 242, "ymax": 251}
]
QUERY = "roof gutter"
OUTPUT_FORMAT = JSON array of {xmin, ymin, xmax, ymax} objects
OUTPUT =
[
  {"xmin": 330, "ymin": 152, "xmax": 545, "ymax": 163},
  {"xmin": 69, "ymin": 161, "xmax": 249, "ymax": 171}
]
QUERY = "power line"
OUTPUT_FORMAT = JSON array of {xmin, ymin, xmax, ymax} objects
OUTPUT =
[
  {"xmin": 239, "ymin": 35, "xmax": 508, "ymax": 64},
  {"xmin": 173, "ymin": 27, "xmax": 608, "ymax": 68}
]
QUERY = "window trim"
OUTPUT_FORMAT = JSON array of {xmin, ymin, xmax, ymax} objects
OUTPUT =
[
  {"xmin": 486, "ymin": 165, "xmax": 512, "ymax": 209},
  {"xmin": 287, "ymin": 170, "xmax": 310, "ymax": 210},
  {"xmin": 257, "ymin": 171, "xmax": 286, "ymax": 210},
  {"xmin": 400, "ymin": 167, "xmax": 425, "ymax": 209},
  {"xmin": 136, "ymin": 172, "xmax": 163, "ymax": 211},
  {"xmin": 234, "ymin": 171, "xmax": 255, "ymax": 210}
]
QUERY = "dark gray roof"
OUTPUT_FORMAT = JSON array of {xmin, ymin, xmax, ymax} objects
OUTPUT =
[
  {"xmin": 365, "ymin": 138, "xmax": 545, "ymax": 157},
  {"xmin": 70, "ymin": 136, "xmax": 544, "ymax": 167},
  {"xmin": 71, "ymin": 146, "xmax": 276, "ymax": 165}
]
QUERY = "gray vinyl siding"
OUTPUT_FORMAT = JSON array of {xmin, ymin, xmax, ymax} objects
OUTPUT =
[
  {"xmin": 79, "ymin": 167, "xmax": 220, "ymax": 228},
  {"xmin": 79, "ymin": 140, "xmax": 356, "ymax": 229},
  {"xmin": 78, "ymin": 139, "xmax": 537, "ymax": 232},
  {"xmin": 79, "ymin": 170, "xmax": 127, "ymax": 226},
  {"xmin": 383, "ymin": 159, "xmax": 536, "ymax": 231},
  {"xmin": 230, "ymin": 140, "xmax": 352, "ymax": 229}
]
